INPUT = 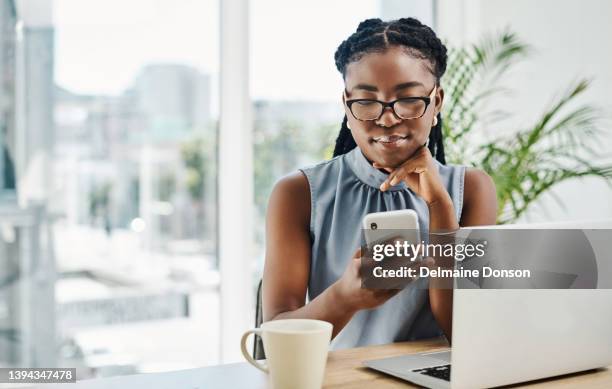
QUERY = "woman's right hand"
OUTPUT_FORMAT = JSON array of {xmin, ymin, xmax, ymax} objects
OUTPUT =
[{"xmin": 332, "ymin": 248, "xmax": 401, "ymax": 311}]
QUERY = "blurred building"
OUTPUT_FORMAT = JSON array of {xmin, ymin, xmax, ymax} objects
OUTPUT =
[
  {"xmin": 133, "ymin": 64, "xmax": 211, "ymax": 141},
  {"xmin": 54, "ymin": 64, "xmax": 214, "ymax": 246}
]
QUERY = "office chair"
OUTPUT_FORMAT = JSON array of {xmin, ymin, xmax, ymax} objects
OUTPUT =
[{"xmin": 253, "ymin": 279, "xmax": 266, "ymax": 360}]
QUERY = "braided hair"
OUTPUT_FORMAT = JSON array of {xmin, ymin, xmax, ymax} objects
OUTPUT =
[{"xmin": 332, "ymin": 17, "xmax": 447, "ymax": 164}]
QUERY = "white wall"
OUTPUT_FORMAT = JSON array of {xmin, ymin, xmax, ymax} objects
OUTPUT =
[
  {"xmin": 380, "ymin": 0, "xmax": 434, "ymax": 26},
  {"xmin": 438, "ymin": 0, "xmax": 612, "ymax": 222}
]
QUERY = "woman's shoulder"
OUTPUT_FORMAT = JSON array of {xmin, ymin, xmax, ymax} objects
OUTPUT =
[
  {"xmin": 268, "ymin": 171, "xmax": 311, "ymax": 229},
  {"xmin": 460, "ymin": 167, "xmax": 497, "ymax": 225},
  {"xmin": 298, "ymin": 153, "xmax": 345, "ymax": 176},
  {"xmin": 269, "ymin": 154, "xmax": 347, "ymax": 216},
  {"xmin": 296, "ymin": 153, "xmax": 350, "ymax": 196},
  {"xmin": 462, "ymin": 167, "xmax": 496, "ymax": 204},
  {"xmin": 463, "ymin": 167, "xmax": 494, "ymax": 188},
  {"xmin": 271, "ymin": 171, "xmax": 310, "ymax": 202}
]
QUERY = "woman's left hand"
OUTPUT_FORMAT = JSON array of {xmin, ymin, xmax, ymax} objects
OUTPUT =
[{"xmin": 374, "ymin": 145, "xmax": 449, "ymax": 205}]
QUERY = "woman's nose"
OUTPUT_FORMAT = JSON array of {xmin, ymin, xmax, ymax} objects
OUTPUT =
[{"xmin": 376, "ymin": 107, "xmax": 402, "ymax": 128}]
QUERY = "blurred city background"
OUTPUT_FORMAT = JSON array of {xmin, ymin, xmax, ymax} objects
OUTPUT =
[{"xmin": 1, "ymin": 0, "xmax": 611, "ymax": 381}]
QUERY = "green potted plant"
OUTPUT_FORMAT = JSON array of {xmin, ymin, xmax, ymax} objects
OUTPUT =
[{"xmin": 442, "ymin": 31, "xmax": 612, "ymax": 223}]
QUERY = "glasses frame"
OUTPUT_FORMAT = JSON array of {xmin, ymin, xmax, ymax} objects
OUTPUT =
[{"xmin": 344, "ymin": 85, "xmax": 437, "ymax": 122}]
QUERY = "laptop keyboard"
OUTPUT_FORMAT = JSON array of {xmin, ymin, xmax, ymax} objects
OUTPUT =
[{"xmin": 412, "ymin": 364, "xmax": 451, "ymax": 381}]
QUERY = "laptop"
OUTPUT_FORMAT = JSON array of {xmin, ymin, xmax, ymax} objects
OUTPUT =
[{"xmin": 364, "ymin": 220, "xmax": 612, "ymax": 389}]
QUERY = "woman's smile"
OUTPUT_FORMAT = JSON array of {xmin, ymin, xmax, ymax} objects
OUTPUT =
[
  {"xmin": 371, "ymin": 133, "xmax": 411, "ymax": 146},
  {"xmin": 369, "ymin": 132, "xmax": 418, "ymax": 163}
]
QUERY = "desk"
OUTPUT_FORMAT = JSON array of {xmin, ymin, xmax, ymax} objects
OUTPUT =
[{"xmin": 28, "ymin": 338, "xmax": 612, "ymax": 388}]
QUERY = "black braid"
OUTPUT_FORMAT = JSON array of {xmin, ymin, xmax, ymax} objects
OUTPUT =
[
  {"xmin": 428, "ymin": 113, "xmax": 446, "ymax": 164},
  {"xmin": 332, "ymin": 17, "xmax": 448, "ymax": 164},
  {"xmin": 333, "ymin": 115, "xmax": 357, "ymax": 157}
]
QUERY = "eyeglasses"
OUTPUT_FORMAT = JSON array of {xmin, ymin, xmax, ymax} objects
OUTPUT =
[{"xmin": 344, "ymin": 85, "xmax": 437, "ymax": 121}]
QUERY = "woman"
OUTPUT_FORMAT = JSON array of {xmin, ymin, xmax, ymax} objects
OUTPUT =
[{"xmin": 262, "ymin": 17, "xmax": 497, "ymax": 349}]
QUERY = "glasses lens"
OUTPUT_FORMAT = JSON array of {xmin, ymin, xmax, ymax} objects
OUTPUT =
[
  {"xmin": 351, "ymin": 100, "xmax": 383, "ymax": 120},
  {"xmin": 395, "ymin": 99, "xmax": 427, "ymax": 119}
]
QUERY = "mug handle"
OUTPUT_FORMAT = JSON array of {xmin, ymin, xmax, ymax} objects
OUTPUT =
[{"xmin": 240, "ymin": 329, "xmax": 268, "ymax": 373}]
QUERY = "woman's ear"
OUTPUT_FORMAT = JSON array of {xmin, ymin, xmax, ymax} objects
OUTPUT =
[{"xmin": 434, "ymin": 87, "xmax": 444, "ymax": 116}]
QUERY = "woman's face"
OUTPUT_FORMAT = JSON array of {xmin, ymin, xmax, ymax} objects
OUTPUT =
[{"xmin": 343, "ymin": 46, "xmax": 444, "ymax": 168}]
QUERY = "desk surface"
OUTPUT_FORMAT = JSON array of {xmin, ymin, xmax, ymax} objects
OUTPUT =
[{"xmin": 29, "ymin": 338, "xmax": 612, "ymax": 389}]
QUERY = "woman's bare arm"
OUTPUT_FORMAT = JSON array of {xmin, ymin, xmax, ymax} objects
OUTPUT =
[{"xmin": 262, "ymin": 172, "xmax": 356, "ymax": 338}]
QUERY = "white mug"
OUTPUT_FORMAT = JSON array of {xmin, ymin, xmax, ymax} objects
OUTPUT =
[{"xmin": 240, "ymin": 319, "xmax": 333, "ymax": 389}]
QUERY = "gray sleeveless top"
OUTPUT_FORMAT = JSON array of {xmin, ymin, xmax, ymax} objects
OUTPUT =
[{"xmin": 299, "ymin": 147, "xmax": 466, "ymax": 350}]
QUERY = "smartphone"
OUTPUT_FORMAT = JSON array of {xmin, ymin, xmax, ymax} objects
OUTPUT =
[
  {"xmin": 361, "ymin": 210, "xmax": 423, "ymax": 289},
  {"xmin": 362, "ymin": 209, "xmax": 420, "ymax": 247}
]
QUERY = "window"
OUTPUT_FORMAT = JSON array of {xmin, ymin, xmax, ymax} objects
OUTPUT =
[{"xmin": 52, "ymin": 0, "xmax": 220, "ymax": 377}]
